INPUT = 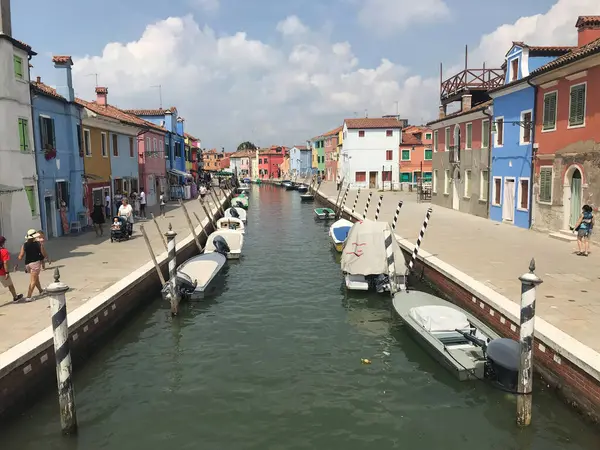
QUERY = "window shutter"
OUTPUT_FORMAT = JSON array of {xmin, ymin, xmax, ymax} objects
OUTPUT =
[
  {"xmin": 544, "ymin": 93, "xmax": 557, "ymax": 129},
  {"xmin": 50, "ymin": 118, "xmax": 56, "ymax": 148}
]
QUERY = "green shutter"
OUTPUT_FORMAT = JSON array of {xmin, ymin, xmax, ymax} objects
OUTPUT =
[
  {"xmin": 18, "ymin": 118, "xmax": 29, "ymax": 151},
  {"xmin": 13, "ymin": 55, "xmax": 23, "ymax": 78},
  {"xmin": 539, "ymin": 168, "xmax": 552, "ymax": 203},
  {"xmin": 466, "ymin": 124, "xmax": 472, "ymax": 148},
  {"xmin": 401, "ymin": 172, "xmax": 411, "ymax": 182},
  {"xmin": 569, "ymin": 85, "xmax": 585, "ymax": 127},
  {"xmin": 24, "ymin": 186, "xmax": 37, "ymax": 216},
  {"xmin": 482, "ymin": 121, "xmax": 489, "ymax": 148},
  {"xmin": 425, "ymin": 149, "xmax": 432, "ymax": 160},
  {"xmin": 543, "ymin": 93, "xmax": 557, "ymax": 130},
  {"xmin": 401, "ymin": 150, "xmax": 410, "ymax": 160}
]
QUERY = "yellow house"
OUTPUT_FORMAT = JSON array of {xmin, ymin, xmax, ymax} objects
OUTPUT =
[{"xmin": 279, "ymin": 154, "xmax": 290, "ymax": 178}]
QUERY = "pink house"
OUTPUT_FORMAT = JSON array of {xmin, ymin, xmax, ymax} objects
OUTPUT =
[{"xmin": 138, "ymin": 125, "xmax": 168, "ymax": 207}]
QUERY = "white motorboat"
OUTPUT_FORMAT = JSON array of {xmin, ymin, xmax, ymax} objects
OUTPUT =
[
  {"xmin": 392, "ymin": 291, "xmax": 520, "ymax": 387},
  {"xmin": 237, "ymin": 183, "xmax": 251, "ymax": 195},
  {"xmin": 204, "ymin": 229, "xmax": 244, "ymax": 260},
  {"xmin": 341, "ymin": 219, "xmax": 406, "ymax": 292},
  {"xmin": 329, "ymin": 218, "xmax": 353, "ymax": 252},
  {"xmin": 224, "ymin": 206, "xmax": 247, "ymax": 223},
  {"xmin": 216, "ymin": 217, "xmax": 245, "ymax": 234},
  {"xmin": 163, "ymin": 251, "xmax": 227, "ymax": 301}
]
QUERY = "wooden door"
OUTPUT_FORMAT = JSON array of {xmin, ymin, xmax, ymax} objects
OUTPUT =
[{"xmin": 369, "ymin": 171, "xmax": 377, "ymax": 189}]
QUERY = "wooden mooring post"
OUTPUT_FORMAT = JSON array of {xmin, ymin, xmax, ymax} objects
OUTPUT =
[
  {"xmin": 193, "ymin": 211, "xmax": 211, "ymax": 243},
  {"xmin": 165, "ymin": 224, "xmax": 180, "ymax": 316},
  {"xmin": 178, "ymin": 199, "xmax": 202, "ymax": 253},
  {"xmin": 151, "ymin": 213, "xmax": 168, "ymax": 251},
  {"xmin": 140, "ymin": 225, "xmax": 167, "ymax": 286},
  {"xmin": 517, "ymin": 259, "xmax": 542, "ymax": 427},
  {"xmin": 47, "ymin": 268, "xmax": 78, "ymax": 435},
  {"xmin": 374, "ymin": 194, "xmax": 383, "ymax": 221}
]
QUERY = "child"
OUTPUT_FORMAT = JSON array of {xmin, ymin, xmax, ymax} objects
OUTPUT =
[
  {"xmin": 36, "ymin": 230, "xmax": 51, "ymax": 270},
  {"xmin": 159, "ymin": 191, "xmax": 166, "ymax": 217},
  {"xmin": 111, "ymin": 217, "xmax": 122, "ymax": 231}
]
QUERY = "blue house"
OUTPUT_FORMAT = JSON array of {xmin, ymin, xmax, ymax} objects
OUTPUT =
[
  {"xmin": 488, "ymin": 42, "xmax": 571, "ymax": 229},
  {"xmin": 31, "ymin": 57, "xmax": 85, "ymax": 238},
  {"xmin": 289, "ymin": 145, "xmax": 312, "ymax": 176}
]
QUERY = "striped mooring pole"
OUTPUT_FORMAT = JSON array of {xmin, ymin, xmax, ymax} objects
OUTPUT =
[
  {"xmin": 362, "ymin": 191, "xmax": 373, "ymax": 220},
  {"xmin": 337, "ymin": 184, "xmax": 350, "ymax": 218},
  {"xmin": 166, "ymin": 223, "xmax": 180, "ymax": 316},
  {"xmin": 517, "ymin": 259, "xmax": 542, "ymax": 427},
  {"xmin": 47, "ymin": 267, "xmax": 78, "ymax": 435},
  {"xmin": 391, "ymin": 201, "xmax": 404, "ymax": 230},
  {"xmin": 407, "ymin": 207, "xmax": 432, "ymax": 273},
  {"xmin": 351, "ymin": 188, "xmax": 361, "ymax": 215},
  {"xmin": 374, "ymin": 195, "xmax": 383, "ymax": 221},
  {"xmin": 384, "ymin": 227, "xmax": 397, "ymax": 294}
]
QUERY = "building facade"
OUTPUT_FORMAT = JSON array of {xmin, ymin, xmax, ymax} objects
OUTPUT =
[
  {"xmin": 289, "ymin": 145, "xmax": 311, "ymax": 175},
  {"xmin": 138, "ymin": 123, "xmax": 167, "ymax": 208},
  {"xmin": 258, "ymin": 146, "xmax": 287, "ymax": 178},
  {"xmin": 399, "ymin": 126, "xmax": 433, "ymax": 185},
  {"xmin": 324, "ymin": 126, "xmax": 341, "ymax": 182},
  {"xmin": 31, "ymin": 57, "xmax": 85, "ymax": 239}
]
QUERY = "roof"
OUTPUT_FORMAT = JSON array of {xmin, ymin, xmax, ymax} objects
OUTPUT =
[
  {"xmin": 31, "ymin": 80, "xmax": 69, "ymax": 102},
  {"xmin": 427, "ymin": 100, "xmax": 492, "ymax": 126},
  {"xmin": 344, "ymin": 118, "xmax": 403, "ymax": 129},
  {"xmin": 576, "ymin": 16, "xmax": 600, "ymax": 28},
  {"xmin": 530, "ymin": 36, "xmax": 600, "ymax": 77},
  {"xmin": 0, "ymin": 35, "xmax": 36, "ymax": 56},
  {"xmin": 123, "ymin": 106, "xmax": 177, "ymax": 116},
  {"xmin": 323, "ymin": 126, "xmax": 342, "ymax": 136},
  {"xmin": 509, "ymin": 41, "xmax": 574, "ymax": 57},
  {"xmin": 76, "ymin": 98, "xmax": 167, "ymax": 133},
  {"xmin": 400, "ymin": 132, "xmax": 422, "ymax": 146},
  {"xmin": 184, "ymin": 132, "xmax": 199, "ymax": 141},
  {"xmin": 292, "ymin": 145, "xmax": 309, "ymax": 150},
  {"xmin": 230, "ymin": 150, "xmax": 253, "ymax": 158},
  {"xmin": 52, "ymin": 55, "xmax": 73, "ymax": 65}
]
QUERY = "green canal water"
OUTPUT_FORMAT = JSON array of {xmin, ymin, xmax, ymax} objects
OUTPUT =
[{"xmin": 2, "ymin": 184, "xmax": 599, "ymax": 449}]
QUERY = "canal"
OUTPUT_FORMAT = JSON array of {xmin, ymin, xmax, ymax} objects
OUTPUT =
[{"xmin": 3, "ymin": 184, "xmax": 599, "ymax": 449}]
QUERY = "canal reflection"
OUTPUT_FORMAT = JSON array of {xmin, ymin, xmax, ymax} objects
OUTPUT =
[{"xmin": 1, "ymin": 183, "xmax": 599, "ymax": 450}]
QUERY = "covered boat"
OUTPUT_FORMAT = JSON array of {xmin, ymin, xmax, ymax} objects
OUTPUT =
[
  {"xmin": 232, "ymin": 196, "xmax": 249, "ymax": 210},
  {"xmin": 296, "ymin": 184, "xmax": 309, "ymax": 193},
  {"xmin": 341, "ymin": 219, "xmax": 406, "ymax": 292},
  {"xmin": 237, "ymin": 183, "xmax": 251, "ymax": 195},
  {"xmin": 224, "ymin": 206, "xmax": 247, "ymax": 223},
  {"xmin": 314, "ymin": 207, "xmax": 335, "ymax": 220},
  {"xmin": 204, "ymin": 229, "xmax": 244, "ymax": 259},
  {"xmin": 300, "ymin": 193, "xmax": 314, "ymax": 201},
  {"xmin": 163, "ymin": 251, "xmax": 227, "ymax": 301},
  {"xmin": 216, "ymin": 217, "xmax": 245, "ymax": 233},
  {"xmin": 243, "ymin": 177, "xmax": 251, "ymax": 184},
  {"xmin": 329, "ymin": 218, "xmax": 354, "ymax": 252},
  {"xmin": 392, "ymin": 291, "xmax": 519, "ymax": 387}
]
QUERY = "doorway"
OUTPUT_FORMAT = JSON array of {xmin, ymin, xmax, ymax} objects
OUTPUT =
[
  {"xmin": 502, "ymin": 178, "xmax": 515, "ymax": 222},
  {"xmin": 451, "ymin": 168, "xmax": 459, "ymax": 210},
  {"xmin": 570, "ymin": 169, "xmax": 582, "ymax": 228},
  {"xmin": 44, "ymin": 196, "xmax": 57, "ymax": 238},
  {"xmin": 369, "ymin": 171, "xmax": 377, "ymax": 189}
]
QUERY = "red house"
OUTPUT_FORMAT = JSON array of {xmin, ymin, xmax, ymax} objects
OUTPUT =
[
  {"xmin": 324, "ymin": 126, "xmax": 342, "ymax": 181},
  {"xmin": 258, "ymin": 146, "xmax": 288, "ymax": 178}
]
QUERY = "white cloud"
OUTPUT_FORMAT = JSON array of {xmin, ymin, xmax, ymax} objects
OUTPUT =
[
  {"xmin": 358, "ymin": 0, "xmax": 451, "ymax": 36},
  {"xmin": 190, "ymin": 0, "xmax": 220, "ymax": 12},
  {"xmin": 276, "ymin": 15, "xmax": 308, "ymax": 36}
]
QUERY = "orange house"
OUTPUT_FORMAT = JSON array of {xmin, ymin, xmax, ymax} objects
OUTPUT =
[{"xmin": 399, "ymin": 126, "xmax": 433, "ymax": 184}]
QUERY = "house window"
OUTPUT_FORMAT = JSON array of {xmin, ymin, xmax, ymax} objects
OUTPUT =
[
  {"xmin": 355, "ymin": 171, "xmax": 366, "ymax": 182},
  {"xmin": 382, "ymin": 171, "xmax": 392, "ymax": 182},
  {"xmin": 433, "ymin": 170, "xmax": 438, "ymax": 193},
  {"xmin": 465, "ymin": 123, "xmax": 472, "ymax": 149},
  {"xmin": 518, "ymin": 178, "xmax": 530, "ymax": 210},
  {"xmin": 175, "ymin": 142, "xmax": 182, "ymax": 157},
  {"xmin": 386, "ymin": 130, "xmax": 393, "ymax": 137},
  {"xmin": 358, "ymin": 130, "xmax": 365, "ymax": 137},
  {"xmin": 386, "ymin": 150, "xmax": 393, "ymax": 160},
  {"xmin": 425, "ymin": 132, "xmax": 432, "ymax": 140},
  {"xmin": 433, "ymin": 130, "xmax": 438, "ymax": 152},
  {"xmin": 264, "ymin": 158, "xmax": 268, "ymax": 163},
  {"xmin": 146, "ymin": 137, "xmax": 151, "ymax": 156},
  {"xmin": 480, "ymin": 170, "xmax": 489, "ymax": 201},
  {"xmin": 482, "ymin": 120, "xmax": 490, "ymax": 148},
  {"xmin": 445, "ymin": 128, "xmax": 450, "ymax": 151},
  {"xmin": 542, "ymin": 91, "xmax": 557, "ymax": 131},
  {"xmin": 13, "ymin": 55, "xmax": 23, "ymax": 79},
  {"xmin": 55, "ymin": 181, "xmax": 70, "ymax": 207},
  {"xmin": 159, "ymin": 140, "xmax": 163, "ymax": 157},
  {"xmin": 129, "ymin": 137, "xmax": 134, "ymax": 157},
  {"xmin": 492, "ymin": 177, "xmax": 502, "ymax": 205},
  {"xmin": 401, "ymin": 149, "xmax": 410, "ymax": 161},
  {"xmin": 423, "ymin": 172, "xmax": 432, "ymax": 182},
  {"xmin": 77, "ymin": 124, "xmax": 82, "ymax": 157},
  {"xmin": 511, "ymin": 58, "xmax": 519, "ymax": 81},
  {"xmin": 401, "ymin": 172, "xmax": 411, "ymax": 183},
  {"xmin": 39, "ymin": 116, "xmax": 56, "ymax": 151},
  {"xmin": 18, "ymin": 118, "xmax": 29, "ymax": 152},
  {"xmin": 464, "ymin": 170, "xmax": 471, "ymax": 197},
  {"xmin": 424, "ymin": 149, "xmax": 432, "ymax": 160},
  {"xmin": 539, "ymin": 166, "xmax": 553, "ymax": 204},
  {"xmin": 521, "ymin": 111, "xmax": 532, "ymax": 144},
  {"xmin": 101, "ymin": 132, "xmax": 107, "ymax": 157},
  {"xmin": 495, "ymin": 117, "xmax": 504, "ymax": 146},
  {"xmin": 444, "ymin": 169, "xmax": 449, "ymax": 194},
  {"xmin": 24, "ymin": 185, "xmax": 37, "ymax": 216},
  {"xmin": 259, "ymin": 159, "xmax": 262, "ymax": 164},
  {"xmin": 112, "ymin": 134, "xmax": 118, "ymax": 156},
  {"xmin": 84, "ymin": 129, "xmax": 91, "ymax": 156},
  {"xmin": 569, "ymin": 83, "xmax": 586, "ymax": 128},
  {"xmin": 153, "ymin": 138, "xmax": 158, "ymax": 157}
]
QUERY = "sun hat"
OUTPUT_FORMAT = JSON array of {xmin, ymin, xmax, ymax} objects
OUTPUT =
[{"xmin": 25, "ymin": 229, "xmax": 40, "ymax": 240}]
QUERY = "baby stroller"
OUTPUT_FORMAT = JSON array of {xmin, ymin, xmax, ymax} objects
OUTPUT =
[{"xmin": 110, "ymin": 216, "xmax": 131, "ymax": 242}]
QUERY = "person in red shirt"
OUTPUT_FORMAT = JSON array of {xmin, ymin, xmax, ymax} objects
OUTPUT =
[{"xmin": 0, "ymin": 236, "xmax": 23, "ymax": 302}]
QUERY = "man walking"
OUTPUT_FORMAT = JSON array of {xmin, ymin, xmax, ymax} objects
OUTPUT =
[
  {"xmin": 0, "ymin": 236, "xmax": 23, "ymax": 302},
  {"xmin": 139, "ymin": 187, "xmax": 147, "ymax": 219}
]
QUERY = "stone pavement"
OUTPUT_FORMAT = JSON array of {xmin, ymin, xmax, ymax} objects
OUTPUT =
[
  {"xmin": 317, "ymin": 182, "xmax": 600, "ymax": 352},
  {"xmin": 0, "ymin": 190, "xmax": 228, "ymax": 354}
]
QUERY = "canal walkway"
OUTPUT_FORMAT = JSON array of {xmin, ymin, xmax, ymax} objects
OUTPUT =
[
  {"xmin": 0, "ymin": 192, "xmax": 226, "ymax": 354},
  {"xmin": 317, "ymin": 182, "xmax": 600, "ymax": 353}
]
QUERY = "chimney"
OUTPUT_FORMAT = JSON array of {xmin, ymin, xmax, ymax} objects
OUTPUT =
[
  {"xmin": 438, "ymin": 104, "xmax": 446, "ymax": 119},
  {"xmin": 0, "ymin": 0, "xmax": 12, "ymax": 36},
  {"xmin": 461, "ymin": 94, "xmax": 472, "ymax": 112},
  {"xmin": 36, "ymin": 76, "xmax": 40, "ymax": 83},
  {"xmin": 576, "ymin": 16, "xmax": 600, "ymax": 47},
  {"xmin": 52, "ymin": 55, "xmax": 75, "ymax": 102},
  {"xmin": 95, "ymin": 86, "xmax": 108, "ymax": 106}
]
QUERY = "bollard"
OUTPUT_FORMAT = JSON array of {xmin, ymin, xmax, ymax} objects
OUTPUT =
[
  {"xmin": 384, "ymin": 227, "xmax": 396, "ymax": 295},
  {"xmin": 391, "ymin": 201, "xmax": 404, "ymax": 230},
  {"xmin": 165, "ymin": 223, "xmax": 180, "ymax": 316},
  {"xmin": 517, "ymin": 259, "xmax": 542, "ymax": 427},
  {"xmin": 47, "ymin": 268, "xmax": 78, "ymax": 435},
  {"xmin": 362, "ymin": 191, "xmax": 373, "ymax": 220},
  {"xmin": 374, "ymin": 194, "xmax": 383, "ymax": 221},
  {"xmin": 407, "ymin": 207, "xmax": 432, "ymax": 273},
  {"xmin": 351, "ymin": 188, "xmax": 361, "ymax": 216},
  {"xmin": 151, "ymin": 213, "xmax": 168, "ymax": 251}
]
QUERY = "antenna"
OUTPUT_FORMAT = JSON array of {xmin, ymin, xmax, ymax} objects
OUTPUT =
[
  {"xmin": 87, "ymin": 73, "xmax": 99, "ymax": 86},
  {"xmin": 394, "ymin": 101, "xmax": 399, "ymax": 116},
  {"xmin": 364, "ymin": 109, "xmax": 368, "ymax": 118},
  {"xmin": 151, "ymin": 84, "xmax": 163, "ymax": 109}
]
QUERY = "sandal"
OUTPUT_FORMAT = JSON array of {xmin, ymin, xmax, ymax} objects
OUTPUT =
[{"xmin": 576, "ymin": 251, "xmax": 583, "ymax": 255}]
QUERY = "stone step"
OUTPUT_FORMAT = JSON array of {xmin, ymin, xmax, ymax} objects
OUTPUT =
[{"xmin": 549, "ymin": 229, "xmax": 578, "ymax": 242}]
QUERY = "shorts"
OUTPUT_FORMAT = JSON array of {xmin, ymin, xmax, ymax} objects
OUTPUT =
[
  {"xmin": 160, "ymin": 204, "xmax": 165, "ymax": 213},
  {"xmin": 577, "ymin": 229, "xmax": 590, "ymax": 238},
  {"xmin": 0, "ymin": 275, "xmax": 13, "ymax": 288},
  {"xmin": 26, "ymin": 261, "xmax": 42, "ymax": 274}
]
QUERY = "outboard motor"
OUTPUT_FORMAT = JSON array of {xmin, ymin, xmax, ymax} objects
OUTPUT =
[
  {"xmin": 323, "ymin": 209, "xmax": 331, "ymax": 217},
  {"xmin": 161, "ymin": 272, "xmax": 197, "ymax": 301},
  {"xmin": 373, "ymin": 274, "xmax": 389, "ymax": 293},
  {"xmin": 230, "ymin": 207, "xmax": 240, "ymax": 218},
  {"xmin": 484, "ymin": 338, "xmax": 520, "ymax": 390},
  {"xmin": 213, "ymin": 235, "xmax": 231, "ymax": 255}
]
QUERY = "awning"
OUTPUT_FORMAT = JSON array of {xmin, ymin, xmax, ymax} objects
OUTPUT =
[
  {"xmin": 168, "ymin": 169, "xmax": 193, "ymax": 179},
  {"xmin": 0, "ymin": 184, "xmax": 23, "ymax": 195}
]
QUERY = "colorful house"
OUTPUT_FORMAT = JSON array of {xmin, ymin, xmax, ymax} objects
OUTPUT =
[
  {"xmin": 398, "ymin": 126, "xmax": 433, "ymax": 185},
  {"xmin": 488, "ymin": 42, "xmax": 571, "ymax": 229},
  {"xmin": 324, "ymin": 126, "xmax": 342, "ymax": 181},
  {"xmin": 203, "ymin": 149, "xmax": 223, "ymax": 171},
  {"xmin": 308, "ymin": 135, "xmax": 324, "ymax": 176},
  {"xmin": 250, "ymin": 149, "xmax": 259, "ymax": 179},
  {"xmin": 31, "ymin": 56, "xmax": 85, "ymax": 239},
  {"xmin": 289, "ymin": 145, "xmax": 311, "ymax": 176},
  {"xmin": 529, "ymin": 16, "xmax": 600, "ymax": 240},
  {"xmin": 258, "ymin": 146, "xmax": 287, "ymax": 178},
  {"xmin": 280, "ymin": 154, "xmax": 290, "ymax": 178},
  {"xmin": 336, "ymin": 127, "xmax": 343, "ymax": 181},
  {"xmin": 185, "ymin": 133, "xmax": 201, "ymax": 177},
  {"xmin": 137, "ymin": 120, "xmax": 168, "ymax": 208}
]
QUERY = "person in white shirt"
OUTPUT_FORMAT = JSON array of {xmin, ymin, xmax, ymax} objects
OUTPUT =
[
  {"xmin": 118, "ymin": 198, "xmax": 134, "ymax": 236},
  {"xmin": 159, "ymin": 191, "xmax": 166, "ymax": 218},
  {"xmin": 199, "ymin": 185, "xmax": 207, "ymax": 200},
  {"xmin": 105, "ymin": 194, "xmax": 111, "ymax": 218},
  {"xmin": 139, "ymin": 188, "xmax": 147, "ymax": 218}
]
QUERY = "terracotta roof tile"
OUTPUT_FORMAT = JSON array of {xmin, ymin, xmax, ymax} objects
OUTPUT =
[
  {"xmin": 427, "ymin": 100, "xmax": 492, "ymax": 126},
  {"xmin": 576, "ymin": 16, "xmax": 600, "ymax": 28},
  {"xmin": 511, "ymin": 41, "xmax": 575, "ymax": 56},
  {"xmin": 0, "ymin": 35, "xmax": 36, "ymax": 55},
  {"xmin": 31, "ymin": 80, "xmax": 65, "ymax": 101},
  {"xmin": 52, "ymin": 55, "xmax": 73, "ymax": 65},
  {"xmin": 184, "ymin": 132, "xmax": 199, "ymax": 141},
  {"xmin": 323, "ymin": 125, "xmax": 342, "ymax": 136},
  {"xmin": 400, "ymin": 132, "xmax": 422, "ymax": 146},
  {"xmin": 344, "ymin": 118, "xmax": 403, "ymax": 129},
  {"xmin": 531, "ymin": 37, "xmax": 600, "ymax": 76},
  {"xmin": 76, "ymin": 98, "xmax": 167, "ymax": 133}
]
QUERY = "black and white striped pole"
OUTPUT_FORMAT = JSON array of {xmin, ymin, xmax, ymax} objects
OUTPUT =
[
  {"xmin": 407, "ymin": 207, "xmax": 432, "ymax": 273},
  {"xmin": 517, "ymin": 259, "xmax": 542, "ymax": 427},
  {"xmin": 391, "ymin": 201, "xmax": 403, "ymax": 230},
  {"xmin": 337, "ymin": 184, "xmax": 350, "ymax": 219},
  {"xmin": 362, "ymin": 191, "xmax": 373, "ymax": 220},
  {"xmin": 384, "ymin": 227, "xmax": 396, "ymax": 294},
  {"xmin": 47, "ymin": 268, "xmax": 78, "ymax": 435},
  {"xmin": 374, "ymin": 195, "xmax": 383, "ymax": 221},
  {"xmin": 166, "ymin": 223, "xmax": 180, "ymax": 316},
  {"xmin": 351, "ymin": 188, "xmax": 361, "ymax": 216}
]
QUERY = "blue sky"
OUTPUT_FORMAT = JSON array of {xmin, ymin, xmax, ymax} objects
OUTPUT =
[{"xmin": 10, "ymin": 0, "xmax": 595, "ymax": 149}]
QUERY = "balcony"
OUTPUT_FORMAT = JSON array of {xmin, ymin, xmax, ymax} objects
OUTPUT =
[
  {"xmin": 440, "ymin": 68, "xmax": 504, "ymax": 102},
  {"xmin": 448, "ymin": 145, "xmax": 460, "ymax": 164}
]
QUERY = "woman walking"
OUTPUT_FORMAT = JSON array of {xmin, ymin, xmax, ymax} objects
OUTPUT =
[
  {"xmin": 572, "ymin": 204, "xmax": 594, "ymax": 256},
  {"xmin": 91, "ymin": 199, "xmax": 106, "ymax": 236},
  {"xmin": 17, "ymin": 229, "xmax": 49, "ymax": 302}
]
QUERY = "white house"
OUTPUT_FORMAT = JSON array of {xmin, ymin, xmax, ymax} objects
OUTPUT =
[
  {"xmin": 0, "ymin": 5, "xmax": 41, "ymax": 253},
  {"xmin": 339, "ymin": 118, "xmax": 403, "ymax": 189}
]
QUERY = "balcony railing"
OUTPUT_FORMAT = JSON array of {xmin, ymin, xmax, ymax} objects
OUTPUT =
[
  {"xmin": 448, "ymin": 145, "xmax": 460, "ymax": 164},
  {"xmin": 441, "ymin": 68, "xmax": 504, "ymax": 100}
]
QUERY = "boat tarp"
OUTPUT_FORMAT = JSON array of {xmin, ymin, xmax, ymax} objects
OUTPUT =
[
  {"xmin": 409, "ymin": 305, "xmax": 470, "ymax": 332},
  {"xmin": 341, "ymin": 219, "xmax": 405, "ymax": 276},
  {"xmin": 333, "ymin": 226, "xmax": 351, "ymax": 242}
]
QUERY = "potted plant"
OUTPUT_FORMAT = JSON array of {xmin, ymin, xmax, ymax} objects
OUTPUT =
[{"xmin": 44, "ymin": 147, "xmax": 57, "ymax": 161}]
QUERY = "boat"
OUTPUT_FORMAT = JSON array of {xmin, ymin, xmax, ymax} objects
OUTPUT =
[
  {"xmin": 224, "ymin": 206, "xmax": 247, "ymax": 223},
  {"xmin": 242, "ymin": 177, "xmax": 251, "ymax": 184},
  {"xmin": 237, "ymin": 183, "xmax": 250, "ymax": 195},
  {"xmin": 285, "ymin": 182, "xmax": 297, "ymax": 191},
  {"xmin": 341, "ymin": 219, "xmax": 406, "ymax": 292},
  {"xmin": 216, "ymin": 217, "xmax": 245, "ymax": 234},
  {"xmin": 314, "ymin": 207, "xmax": 335, "ymax": 220},
  {"xmin": 300, "ymin": 193, "xmax": 314, "ymax": 202},
  {"xmin": 392, "ymin": 291, "xmax": 520, "ymax": 387},
  {"xmin": 253, "ymin": 178, "xmax": 262, "ymax": 185},
  {"xmin": 281, "ymin": 180, "xmax": 292, "ymax": 189},
  {"xmin": 232, "ymin": 196, "xmax": 249, "ymax": 210},
  {"xmin": 204, "ymin": 229, "xmax": 244, "ymax": 260},
  {"xmin": 162, "ymin": 250, "xmax": 227, "ymax": 301},
  {"xmin": 329, "ymin": 218, "xmax": 354, "ymax": 252},
  {"xmin": 297, "ymin": 184, "xmax": 308, "ymax": 193}
]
